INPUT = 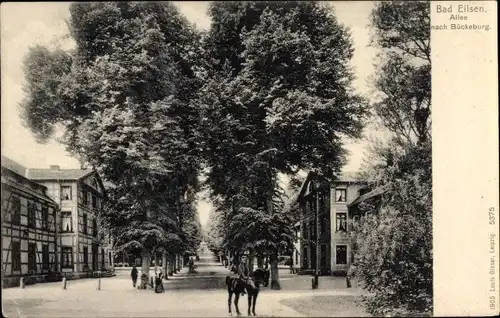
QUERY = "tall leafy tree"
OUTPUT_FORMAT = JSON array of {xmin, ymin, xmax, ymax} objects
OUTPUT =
[
  {"xmin": 200, "ymin": 1, "xmax": 365, "ymax": 289},
  {"xmin": 19, "ymin": 2, "xmax": 204, "ymax": 279},
  {"xmin": 352, "ymin": 2, "xmax": 432, "ymax": 315},
  {"xmin": 370, "ymin": 1, "xmax": 431, "ymax": 146}
]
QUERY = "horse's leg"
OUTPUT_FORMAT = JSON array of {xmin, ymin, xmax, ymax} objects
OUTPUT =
[
  {"xmin": 228, "ymin": 291, "xmax": 233, "ymax": 315},
  {"xmin": 247, "ymin": 292, "xmax": 252, "ymax": 316},
  {"xmin": 234, "ymin": 293, "xmax": 241, "ymax": 316},
  {"xmin": 252, "ymin": 292, "xmax": 258, "ymax": 316}
]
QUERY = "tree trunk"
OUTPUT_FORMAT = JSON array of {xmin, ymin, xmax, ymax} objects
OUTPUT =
[
  {"xmin": 141, "ymin": 248, "xmax": 150, "ymax": 280},
  {"xmin": 162, "ymin": 250, "xmax": 168, "ymax": 280},
  {"xmin": 172, "ymin": 255, "xmax": 177, "ymax": 273},
  {"xmin": 269, "ymin": 253, "xmax": 281, "ymax": 290},
  {"xmin": 168, "ymin": 254, "xmax": 174, "ymax": 276},
  {"xmin": 154, "ymin": 250, "xmax": 158, "ymax": 275},
  {"xmin": 248, "ymin": 249, "xmax": 255, "ymax": 273}
]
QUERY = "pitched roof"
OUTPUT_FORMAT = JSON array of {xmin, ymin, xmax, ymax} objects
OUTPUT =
[
  {"xmin": 348, "ymin": 184, "xmax": 390, "ymax": 208},
  {"xmin": 1, "ymin": 156, "xmax": 28, "ymax": 176},
  {"xmin": 1, "ymin": 176, "xmax": 57, "ymax": 206},
  {"xmin": 296, "ymin": 172, "xmax": 315, "ymax": 199},
  {"xmin": 26, "ymin": 168, "xmax": 94, "ymax": 181}
]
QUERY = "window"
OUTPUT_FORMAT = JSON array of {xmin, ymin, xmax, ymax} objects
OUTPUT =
[
  {"xmin": 42, "ymin": 206, "xmax": 49, "ymax": 229},
  {"xmin": 336, "ymin": 245, "xmax": 347, "ymax": 265},
  {"xmin": 11, "ymin": 196, "xmax": 21, "ymax": 225},
  {"xmin": 82, "ymin": 214, "xmax": 88, "ymax": 234},
  {"xmin": 61, "ymin": 186, "xmax": 72, "ymax": 200},
  {"xmin": 42, "ymin": 244, "xmax": 49, "ymax": 269},
  {"xmin": 78, "ymin": 189, "xmax": 84, "ymax": 204},
  {"xmin": 92, "ymin": 195, "xmax": 97, "ymax": 209},
  {"xmin": 28, "ymin": 243, "xmax": 37, "ymax": 271},
  {"xmin": 87, "ymin": 192, "xmax": 92, "ymax": 207},
  {"xmin": 12, "ymin": 241, "xmax": 21, "ymax": 271},
  {"xmin": 335, "ymin": 189, "xmax": 346, "ymax": 202},
  {"xmin": 62, "ymin": 246, "xmax": 73, "ymax": 268},
  {"xmin": 27, "ymin": 201, "xmax": 36, "ymax": 228},
  {"xmin": 336, "ymin": 213, "xmax": 347, "ymax": 232},
  {"xmin": 61, "ymin": 212, "xmax": 72, "ymax": 232},
  {"xmin": 83, "ymin": 246, "xmax": 89, "ymax": 268},
  {"xmin": 82, "ymin": 190, "xmax": 88, "ymax": 205},
  {"xmin": 93, "ymin": 219, "xmax": 98, "ymax": 237}
]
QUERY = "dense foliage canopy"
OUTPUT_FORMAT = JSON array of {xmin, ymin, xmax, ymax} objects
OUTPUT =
[
  {"xmin": 200, "ymin": 1, "xmax": 365, "ymax": 289},
  {"xmin": 20, "ymin": 2, "xmax": 205, "ymax": 277},
  {"xmin": 352, "ymin": 2, "xmax": 432, "ymax": 316}
]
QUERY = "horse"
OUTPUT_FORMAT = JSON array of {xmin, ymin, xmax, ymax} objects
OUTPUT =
[
  {"xmin": 252, "ymin": 268, "xmax": 270, "ymax": 287},
  {"xmin": 226, "ymin": 273, "xmax": 263, "ymax": 316}
]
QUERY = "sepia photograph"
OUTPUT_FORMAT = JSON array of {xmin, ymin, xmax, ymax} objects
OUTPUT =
[{"xmin": 0, "ymin": 1, "xmax": 496, "ymax": 317}]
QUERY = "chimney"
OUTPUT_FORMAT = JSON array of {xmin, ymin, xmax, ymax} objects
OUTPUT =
[{"xmin": 49, "ymin": 165, "xmax": 60, "ymax": 171}]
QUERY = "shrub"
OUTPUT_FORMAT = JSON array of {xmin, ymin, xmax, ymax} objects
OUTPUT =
[{"xmin": 353, "ymin": 144, "xmax": 432, "ymax": 316}]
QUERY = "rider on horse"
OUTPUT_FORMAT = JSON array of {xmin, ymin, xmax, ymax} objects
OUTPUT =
[{"xmin": 237, "ymin": 254, "xmax": 255, "ymax": 296}]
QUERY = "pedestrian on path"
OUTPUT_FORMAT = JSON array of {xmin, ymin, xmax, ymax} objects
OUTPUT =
[
  {"xmin": 155, "ymin": 269, "xmax": 165, "ymax": 293},
  {"xmin": 131, "ymin": 266, "xmax": 138, "ymax": 288}
]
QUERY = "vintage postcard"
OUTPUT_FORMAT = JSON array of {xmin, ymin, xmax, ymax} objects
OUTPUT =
[{"xmin": 1, "ymin": 1, "xmax": 498, "ymax": 317}]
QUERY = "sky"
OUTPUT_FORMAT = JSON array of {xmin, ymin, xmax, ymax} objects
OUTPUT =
[{"xmin": 0, "ymin": 1, "xmax": 378, "ymax": 228}]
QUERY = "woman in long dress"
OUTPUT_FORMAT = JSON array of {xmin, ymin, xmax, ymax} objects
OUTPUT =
[
  {"xmin": 131, "ymin": 266, "xmax": 138, "ymax": 287},
  {"xmin": 155, "ymin": 269, "xmax": 164, "ymax": 293}
]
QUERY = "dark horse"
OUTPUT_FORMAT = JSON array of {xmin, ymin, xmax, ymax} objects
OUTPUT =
[
  {"xmin": 253, "ymin": 268, "xmax": 269, "ymax": 287},
  {"xmin": 225, "ymin": 268, "xmax": 269, "ymax": 316}
]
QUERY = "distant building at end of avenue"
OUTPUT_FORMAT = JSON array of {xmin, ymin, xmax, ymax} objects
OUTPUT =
[{"xmin": 1, "ymin": 156, "xmax": 114, "ymax": 288}]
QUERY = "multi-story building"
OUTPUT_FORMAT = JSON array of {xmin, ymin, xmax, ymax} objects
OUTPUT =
[
  {"xmin": 1, "ymin": 157, "xmax": 59, "ymax": 287},
  {"xmin": 26, "ymin": 164, "xmax": 113, "ymax": 278},
  {"xmin": 295, "ymin": 171, "xmax": 368, "ymax": 276}
]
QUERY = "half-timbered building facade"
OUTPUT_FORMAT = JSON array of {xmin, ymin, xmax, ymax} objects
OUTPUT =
[{"xmin": 1, "ymin": 157, "xmax": 59, "ymax": 287}]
